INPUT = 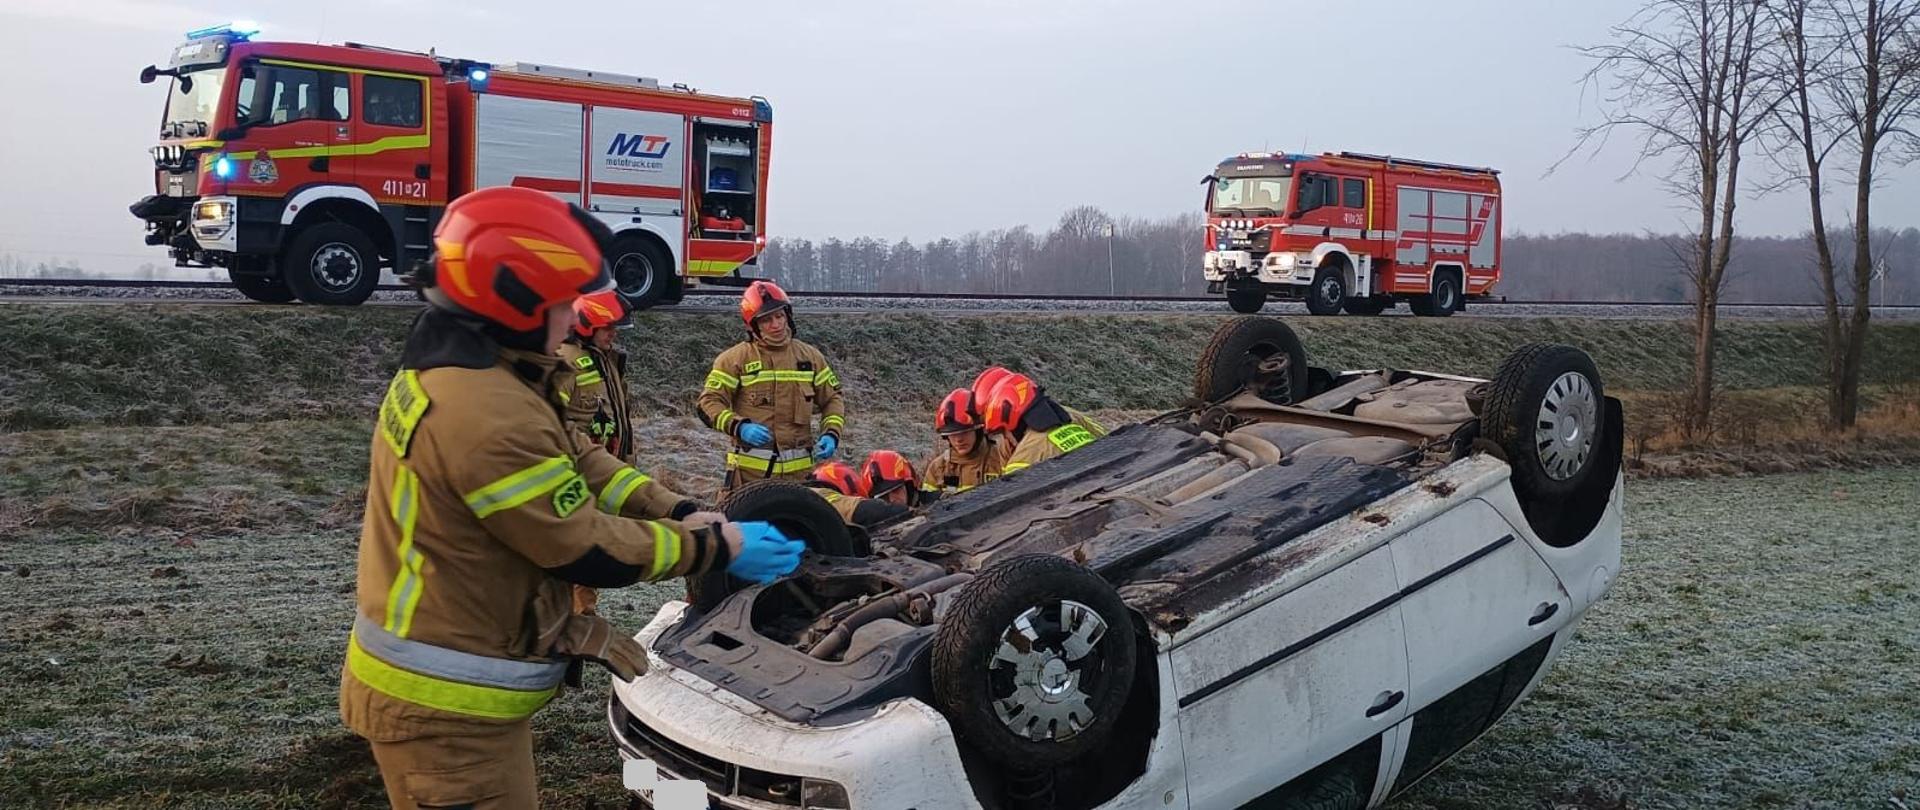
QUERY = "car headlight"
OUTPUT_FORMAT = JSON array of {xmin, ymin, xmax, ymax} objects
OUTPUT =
[
  {"xmin": 1272, "ymin": 253, "xmax": 1296, "ymax": 270},
  {"xmin": 801, "ymin": 778, "xmax": 851, "ymax": 809}
]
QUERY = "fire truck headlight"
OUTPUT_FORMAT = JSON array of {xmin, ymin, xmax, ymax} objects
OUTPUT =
[
  {"xmin": 1272, "ymin": 253, "xmax": 1297, "ymax": 270},
  {"xmin": 194, "ymin": 200, "xmax": 231, "ymax": 222}
]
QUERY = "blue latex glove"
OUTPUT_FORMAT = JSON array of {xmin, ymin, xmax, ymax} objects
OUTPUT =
[
  {"xmin": 738, "ymin": 422, "xmax": 773, "ymax": 448},
  {"xmin": 812, "ymin": 433, "xmax": 837, "ymax": 461},
  {"xmin": 726, "ymin": 521, "xmax": 807, "ymax": 584}
]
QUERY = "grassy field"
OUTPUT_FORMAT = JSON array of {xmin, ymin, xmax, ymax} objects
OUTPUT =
[
  {"xmin": 5, "ymin": 303, "xmax": 1920, "ymax": 431},
  {"xmin": 1, "ymin": 410, "xmax": 1915, "ymax": 808}
]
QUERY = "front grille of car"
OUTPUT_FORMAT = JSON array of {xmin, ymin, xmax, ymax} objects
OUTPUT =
[{"xmin": 610, "ymin": 695, "xmax": 805, "ymax": 807}]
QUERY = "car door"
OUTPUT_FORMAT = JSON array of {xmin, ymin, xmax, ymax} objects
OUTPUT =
[
  {"xmin": 226, "ymin": 60, "xmax": 348, "ymax": 198},
  {"xmin": 1171, "ymin": 546, "xmax": 1409, "ymax": 809},
  {"xmin": 1386, "ymin": 498, "xmax": 1570, "ymax": 787},
  {"xmin": 356, "ymin": 71, "xmax": 440, "ymax": 206}
]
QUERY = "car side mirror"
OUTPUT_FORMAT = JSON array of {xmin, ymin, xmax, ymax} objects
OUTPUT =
[
  {"xmin": 140, "ymin": 65, "xmax": 159, "ymax": 84},
  {"xmin": 1199, "ymin": 174, "xmax": 1219, "ymax": 186}
]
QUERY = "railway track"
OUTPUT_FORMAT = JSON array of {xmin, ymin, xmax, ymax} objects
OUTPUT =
[{"xmin": 2, "ymin": 278, "xmax": 1914, "ymax": 320}]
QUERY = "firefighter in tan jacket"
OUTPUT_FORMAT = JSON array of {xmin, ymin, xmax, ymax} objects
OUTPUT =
[
  {"xmin": 920, "ymin": 388, "xmax": 1012, "ymax": 495},
  {"xmin": 697, "ymin": 281, "xmax": 846, "ymax": 490},
  {"xmin": 982, "ymin": 372, "xmax": 1104, "ymax": 476},
  {"xmin": 340, "ymin": 187, "xmax": 805, "ymax": 810},
  {"xmin": 554, "ymin": 290, "xmax": 702, "ymax": 615}
]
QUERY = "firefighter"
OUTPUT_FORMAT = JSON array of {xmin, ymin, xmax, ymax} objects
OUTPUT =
[
  {"xmin": 554, "ymin": 289, "xmax": 703, "ymax": 616},
  {"xmin": 973, "ymin": 366, "xmax": 1107, "ymax": 441},
  {"xmin": 983, "ymin": 372, "xmax": 1102, "ymax": 476},
  {"xmin": 696, "ymin": 281, "xmax": 846, "ymax": 491},
  {"xmin": 805, "ymin": 461, "xmax": 908, "ymax": 527},
  {"xmin": 920, "ymin": 388, "xmax": 1010, "ymax": 494},
  {"xmin": 339, "ymin": 186, "xmax": 806, "ymax": 810},
  {"xmin": 861, "ymin": 450, "xmax": 922, "ymax": 508}
]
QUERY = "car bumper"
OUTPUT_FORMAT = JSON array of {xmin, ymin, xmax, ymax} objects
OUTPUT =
[{"xmin": 609, "ymin": 602, "xmax": 984, "ymax": 810}]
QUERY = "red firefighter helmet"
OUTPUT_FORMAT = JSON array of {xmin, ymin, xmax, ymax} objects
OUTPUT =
[
  {"xmin": 740, "ymin": 280, "xmax": 793, "ymax": 332},
  {"xmin": 571, "ymin": 289, "xmax": 629, "ymax": 337},
  {"xmin": 935, "ymin": 388, "xmax": 982, "ymax": 436},
  {"xmin": 982, "ymin": 372, "xmax": 1040, "ymax": 435},
  {"xmin": 861, "ymin": 450, "xmax": 918, "ymax": 499},
  {"xmin": 971, "ymin": 366, "xmax": 1012, "ymax": 405},
  {"xmin": 808, "ymin": 461, "xmax": 869, "ymax": 498},
  {"xmin": 429, "ymin": 186, "xmax": 613, "ymax": 333}
]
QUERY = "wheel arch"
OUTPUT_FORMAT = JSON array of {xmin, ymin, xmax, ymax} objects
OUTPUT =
[
  {"xmin": 286, "ymin": 194, "xmax": 394, "ymax": 268},
  {"xmin": 1311, "ymin": 243, "xmax": 1357, "ymax": 290}
]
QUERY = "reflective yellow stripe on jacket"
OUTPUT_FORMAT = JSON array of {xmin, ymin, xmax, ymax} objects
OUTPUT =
[
  {"xmin": 383, "ymin": 466, "xmax": 427, "ymax": 638},
  {"xmin": 740, "ymin": 370, "xmax": 816, "ymax": 387},
  {"xmin": 726, "ymin": 452, "xmax": 817, "ymax": 475},
  {"xmin": 600, "ymin": 467, "xmax": 653, "ymax": 514},
  {"xmin": 346, "ymin": 621, "xmax": 562, "ymax": 720},
  {"xmin": 464, "ymin": 457, "xmax": 575, "ymax": 519}
]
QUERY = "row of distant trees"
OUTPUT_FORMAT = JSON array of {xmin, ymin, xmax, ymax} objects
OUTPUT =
[{"xmin": 757, "ymin": 212, "xmax": 1918, "ymax": 305}]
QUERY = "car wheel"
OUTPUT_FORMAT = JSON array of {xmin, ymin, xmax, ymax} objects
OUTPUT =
[
  {"xmin": 1482, "ymin": 344, "xmax": 1605, "ymax": 501},
  {"xmin": 685, "ymin": 480, "xmax": 867, "ymax": 612},
  {"xmin": 1304, "ymin": 268, "xmax": 1346, "ymax": 316},
  {"xmin": 1194, "ymin": 316, "xmax": 1309, "ymax": 405},
  {"xmin": 610, "ymin": 234, "xmax": 671, "ymax": 310},
  {"xmin": 1226, "ymin": 284, "xmax": 1266, "ymax": 314},
  {"xmin": 281, "ymin": 222, "xmax": 381, "ymax": 306},
  {"xmin": 931, "ymin": 554, "xmax": 1136, "ymax": 769},
  {"xmin": 227, "ymin": 268, "xmax": 295, "ymax": 303},
  {"xmin": 1342, "ymin": 295, "xmax": 1389, "ymax": 316}
]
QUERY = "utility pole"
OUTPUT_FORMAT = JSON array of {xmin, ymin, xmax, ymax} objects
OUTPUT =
[{"xmin": 1105, "ymin": 221, "xmax": 1121, "ymax": 293}]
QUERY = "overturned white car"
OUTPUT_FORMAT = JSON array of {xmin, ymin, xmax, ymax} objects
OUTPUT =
[{"xmin": 610, "ymin": 317, "xmax": 1624, "ymax": 810}]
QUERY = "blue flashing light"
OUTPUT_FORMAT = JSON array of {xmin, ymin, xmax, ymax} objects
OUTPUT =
[
  {"xmin": 213, "ymin": 155, "xmax": 234, "ymax": 179},
  {"xmin": 469, "ymin": 68, "xmax": 489, "ymax": 82},
  {"xmin": 185, "ymin": 21, "xmax": 260, "ymax": 40}
]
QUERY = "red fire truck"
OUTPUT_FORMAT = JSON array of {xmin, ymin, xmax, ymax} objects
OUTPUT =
[
  {"xmin": 1201, "ymin": 151, "xmax": 1502, "ymax": 316},
  {"xmin": 131, "ymin": 24, "xmax": 771, "ymax": 306}
]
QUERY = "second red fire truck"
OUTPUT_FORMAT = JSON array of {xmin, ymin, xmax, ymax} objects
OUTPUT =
[
  {"xmin": 132, "ymin": 24, "xmax": 771, "ymax": 306},
  {"xmin": 1202, "ymin": 151, "xmax": 1503, "ymax": 316}
]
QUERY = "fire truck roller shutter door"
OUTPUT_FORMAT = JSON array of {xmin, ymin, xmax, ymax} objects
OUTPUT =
[
  {"xmin": 588, "ymin": 107, "xmax": 686, "ymax": 216},
  {"xmin": 1395, "ymin": 187, "xmax": 1429, "ymax": 267},
  {"xmin": 474, "ymin": 95, "xmax": 584, "ymax": 205}
]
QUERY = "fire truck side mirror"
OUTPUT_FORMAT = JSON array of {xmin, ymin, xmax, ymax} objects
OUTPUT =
[
  {"xmin": 1199, "ymin": 174, "xmax": 1218, "ymax": 186},
  {"xmin": 140, "ymin": 65, "xmax": 159, "ymax": 84}
]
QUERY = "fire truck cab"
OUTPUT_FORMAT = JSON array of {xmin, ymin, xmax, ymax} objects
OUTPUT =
[
  {"xmin": 131, "ymin": 24, "xmax": 771, "ymax": 307},
  {"xmin": 1202, "ymin": 151, "xmax": 1501, "ymax": 317}
]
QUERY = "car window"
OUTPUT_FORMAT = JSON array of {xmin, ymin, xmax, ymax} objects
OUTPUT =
[
  {"xmin": 1248, "ymin": 734, "xmax": 1382, "ymax": 809},
  {"xmin": 364, "ymin": 75, "xmax": 424, "ymax": 128},
  {"xmin": 1393, "ymin": 636, "xmax": 1554, "ymax": 793},
  {"xmin": 235, "ymin": 63, "xmax": 348, "ymax": 126}
]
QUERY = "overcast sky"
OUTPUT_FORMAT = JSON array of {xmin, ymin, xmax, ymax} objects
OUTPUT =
[{"xmin": 1, "ymin": 0, "xmax": 1914, "ymax": 275}]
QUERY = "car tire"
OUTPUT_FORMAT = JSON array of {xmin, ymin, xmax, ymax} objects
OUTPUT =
[
  {"xmin": 931, "ymin": 554, "xmax": 1136, "ymax": 769},
  {"xmin": 685, "ymin": 480, "xmax": 866, "ymax": 612},
  {"xmin": 1342, "ymin": 295, "xmax": 1389, "ymax": 316},
  {"xmin": 281, "ymin": 222, "xmax": 381, "ymax": 306},
  {"xmin": 1194, "ymin": 316, "xmax": 1309, "ymax": 405},
  {"xmin": 1226, "ymin": 284, "xmax": 1266, "ymax": 314},
  {"xmin": 1304, "ymin": 268, "xmax": 1346, "ymax": 316},
  {"xmin": 227, "ymin": 268, "xmax": 295, "ymax": 303},
  {"xmin": 1482, "ymin": 344, "xmax": 1605, "ymax": 501},
  {"xmin": 610, "ymin": 234, "xmax": 671, "ymax": 311}
]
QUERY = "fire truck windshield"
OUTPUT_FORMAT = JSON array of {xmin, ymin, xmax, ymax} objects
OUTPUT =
[
  {"xmin": 1211, "ymin": 176, "xmax": 1291, "ymax": 216},
  {"xmin": 162, "ymin": 67, "xmax": 227, "ymax": 138}
]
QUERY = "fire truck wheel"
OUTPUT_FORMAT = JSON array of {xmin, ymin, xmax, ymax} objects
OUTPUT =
[
  {"xmin": 610, "ymin": 235, "xmax": 671, "ymax": 310},
  {"xmin": 226, "ymin": 268, "xmax": 295, "ymax": 303},
  {"xmin": 1412, "ymin": 273, "xmax": 1461, "ymax": 318},
  {"xmin": 1305, "ymin": 268, "xmax": 1347, "ymax": 316},
  {"xmin": 1342, "ymin": 296, "xmax": 1390, "ymax": 316},
  {"xmin": 281, "ymin": 222, "xmax": 380, "ymax": 306},
  {"xmin": 1225, "ymin": 284, "xmax": 1266, "ymax": 314}
]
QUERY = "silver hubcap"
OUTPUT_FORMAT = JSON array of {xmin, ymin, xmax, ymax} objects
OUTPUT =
[
  {"xmin": 990, "ymin": 600, "xmax": 1107, "ymax": 742},
  {"xmin": 311, "ymin": 243, "xmax": 361, "ymax": 292},
  {"xmin": 1536, "ymin": 371, "xmax": 1598, "ymax": 480},
  {"xmin": 1319, "ymin": 278, "xmax": 1341, "ymax": 306},
  {"xmin": 615, "ymin": 252, "xmax": 654, "ymax": 297}
]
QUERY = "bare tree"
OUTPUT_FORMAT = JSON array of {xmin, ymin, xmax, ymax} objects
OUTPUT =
[
  {"xmin": 1827, "ymin": 0, "xmax": 1920, "ymax": 425},
  {"xmin": 1563, "ymin": 0, "xmax": 1773, "ymax": 434}
]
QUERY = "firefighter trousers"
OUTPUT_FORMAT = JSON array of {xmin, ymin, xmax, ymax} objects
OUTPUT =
[{"xmin": 369, "ymin": 720, "xmax": 537, "ymax": 810}]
